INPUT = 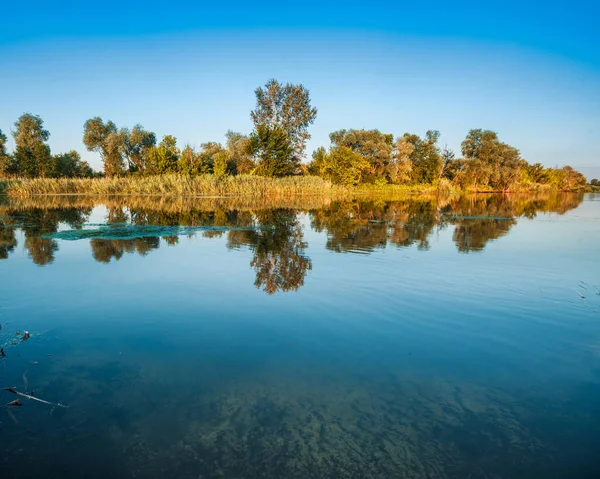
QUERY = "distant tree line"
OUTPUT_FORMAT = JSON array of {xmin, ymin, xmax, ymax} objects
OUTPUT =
[
  {"xmin": 0, "ymin": 115, "xmax": 94, "ymax": 178},
  {"xmin": 0, "ymin": 79, "xmax": 591, "ymax": 190},
  {"xmin": 309, "ymin": 128, "xmax": 588, "ymax": 190}
]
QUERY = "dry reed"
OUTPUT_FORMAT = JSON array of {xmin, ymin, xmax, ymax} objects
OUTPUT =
[{"xmin": 1, "ymin": 175, "xmax": 348, "ymax": 199}]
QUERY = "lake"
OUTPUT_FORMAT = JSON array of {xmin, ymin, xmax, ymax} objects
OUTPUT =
[{"xmin": 0, "ymin": 192, "xmax": 599, "ymax": 478}]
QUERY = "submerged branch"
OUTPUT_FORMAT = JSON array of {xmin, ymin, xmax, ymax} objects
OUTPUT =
[{"xmin": 3, "ymin": 387, "xmax": 68, "ymax": 408}]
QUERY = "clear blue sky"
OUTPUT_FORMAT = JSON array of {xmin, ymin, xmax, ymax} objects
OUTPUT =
[{"xmin": 1, "ymin": 1, "xmax": 599, "ymax": 178}]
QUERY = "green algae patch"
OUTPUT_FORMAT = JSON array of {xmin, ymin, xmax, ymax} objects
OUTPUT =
[{"xmin": 43, "ymin": 224, "xmax": 269, "ymax": 241}]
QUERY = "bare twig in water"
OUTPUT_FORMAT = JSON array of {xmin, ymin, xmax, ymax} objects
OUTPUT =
[
  {"xmin": 6, "ymin": 408, "xmax": 19, "ymax": 425},
  {"xmin": 2, "ymin": 387, "xmax": 68, "ymax": 408}
]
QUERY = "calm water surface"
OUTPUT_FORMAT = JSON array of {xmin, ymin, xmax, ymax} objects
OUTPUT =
[{"xmin": 0, "ymin": 193, "xmax": 599, "ymax": 478}]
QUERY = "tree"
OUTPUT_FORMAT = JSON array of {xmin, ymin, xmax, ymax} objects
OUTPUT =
[
  {"xmin": 461, "ymin": 129, "xmax": 526, "ymax": 190},
  {"xmin": 12, "ymin": 114, "xmax": 53, "ymax": 177},
  {"xmin": 526, "ymin": 162, "xmax": 545, "ymax": 183},
  {"xmin": 51, "ymin": 150, "xmax": 86, "ymax": 178},
  {"xmin": 0, "ymin": 129, "xmax": 7, "ymax": 157},
  {"xmin": 121, "ymin": 125, "xmax": 156, "ymax": 172},
  {"xmin": 178, "ymin": 145, "xmax": 199, "ymax": 175},
  {"xmin": 559, "ymin": 165, "xmax": 586, "ymax": 189},
  {"xmin": 329, "ymin": 129, "xmax": 394, "ymax": 183},
  {"xmin": 313, "ymin": 146, "xmax": 370, "ymax": 186},
  {"xmin": 251, "ymin": 79, "xmax": 317, "ymax": 158},
  {"xmin": 402, "ymin": 130, "xmax": 442, "ymax": 184},
  {"xmin": 213, "ymin": 150, "xmax": 231, "ymax": 177},
  {"xmin": 390, "ymin": 136, "xmax": 414, "ymax": 184},
  {"xmin": 197, "ymin": 142, "xmax": 225, "ymax": 174},
  {"xmin": 591, "ymin": 178, "xmax": 599, "ymax": 186},
  {"xmin": 249, "ymin": 124, "xmax": 297, "ymax": 177},
  {"xmin": 83, "ymin": 117, "xmax": 123, "ymax": 176},
  {"xmin": 78, "ymin": 160, "xmax": 95, "ymax": 178},
  {"xmin": 145, "ymin": 135, "xmax": 180, "ymax": 174},
  {"xmin": 225, "ymin": 130, "xmax": 255, "ymax": 174},
  {"xmin": 439, "ymin": 145, "xmax": 455, "ymax": 181},
  {"xmin": 13, "ymin": 114, "xmax": 49, "ymax": 150},
  {"xmin": 0, "ymin": 128, "xmax": 11, "ymax": 176},
  {"xmin": 308, "ymin": 146, "xmax": 328, "ymax": 176}
]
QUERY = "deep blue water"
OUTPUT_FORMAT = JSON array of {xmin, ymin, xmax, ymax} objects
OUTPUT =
[{"xmin": 0, "ymin": 193, "xmax": 599, "ymax": 478}]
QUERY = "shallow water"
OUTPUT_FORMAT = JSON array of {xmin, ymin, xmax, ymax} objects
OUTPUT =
[{"xmin": 1, "ymin": 193, "xmax": 599, "ymax": 478}]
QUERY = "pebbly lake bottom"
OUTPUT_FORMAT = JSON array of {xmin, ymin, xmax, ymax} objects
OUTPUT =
[{"xmin": 0, "ymin": 192, "xmax": 599, "ymax": 478}]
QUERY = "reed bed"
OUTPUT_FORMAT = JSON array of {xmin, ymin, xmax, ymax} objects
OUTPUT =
[
  {"xmin": 1, "ymin": 175, "xmax": 462, "ymax": 203},
  {"xmin": 1, "ymin": 175, "xmax": 348, "ymax": 199}
]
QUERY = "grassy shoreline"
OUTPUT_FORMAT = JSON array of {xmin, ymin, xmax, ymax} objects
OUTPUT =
[
  {"xmin": 0, "ymin": 175, "xmax": 596, "ymax": 199},
  {"xmin": 0, "ymin": 175, "xmax": 450, "ymax": 200}
]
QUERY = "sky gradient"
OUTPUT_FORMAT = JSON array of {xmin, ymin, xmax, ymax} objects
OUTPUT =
[{"xmin": 1, "ymin": 1, "xmax": 599, "ymax": 178}]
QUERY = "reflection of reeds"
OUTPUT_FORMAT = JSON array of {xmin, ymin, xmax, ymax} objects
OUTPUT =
[{"xmin": 0, "ymin": 194, "xmax": 336, "ymax": 214}]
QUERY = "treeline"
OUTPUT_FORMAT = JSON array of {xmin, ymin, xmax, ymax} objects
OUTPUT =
[
  {"xmin": 0, "ymin": 115, "xmax": 95, "ymax": 178},
  {"xmin": 309, "ymin": 128, "xmax": 588, "ymax": 191},
  {"xmin": 0, "ymin": 79, "xmax": 592, "ymax": 191}
]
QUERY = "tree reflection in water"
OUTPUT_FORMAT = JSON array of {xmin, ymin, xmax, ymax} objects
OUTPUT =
[
  {"xmin": 0, "ymin": 193, "xmax": 585, "ymax": 290},
  {"xmin": 227, "ymin": 210, "xmax": 312, "ymax": 294},
  {"xmin": 0, "ymin": 219, "xmax": 17, "ymax": 260},
  {"xmin": 0, "ymin": 207, "xmax": 91, "ymax": 265}
]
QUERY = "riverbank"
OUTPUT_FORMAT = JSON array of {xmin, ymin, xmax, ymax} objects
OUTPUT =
[
  {"xmin": 0, "ymin": 175, "xmax": 452, "ymax": 199},
  {"xmin": 0, "ymin": 175, "xmax": 595, "ymax": 199}
]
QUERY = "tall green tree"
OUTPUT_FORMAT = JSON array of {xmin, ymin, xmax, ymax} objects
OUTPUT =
[
  {"xmin": 250, "ymin": 124, "xmax": 297, "ymax": 177},
  {"xmin": 83, "ymin": 117, "xmax": 123, "ymax": 176},
  {"xmin": 225, "ymin": 130, "xmax": 255, "ymax": 174},
  {"xmin": 145, "ymin": 135, "xmax": 180, "ymax": 174},
  {"xmin": 316, "ymin": 146, "xmax": 371, "ymax": 186},
  {"xmin": 251, "ymin": 79, "xmax": 317, "ymax": 158},
  {"xmin": 461, "ymin": 129, "xmax": 526, "ymax": 190},
  {"xmin": 120, "ymin": 125, "xmax": 156, "ymax": 172},
  {"xmin": 13, "ymin": 114, "xmax": 49, "ymax": 150},
  {"xmin": 12, "ymin": 114, "xmax": 52, "ymax": 177},
  {"xmin": 0, "ymin": 129, "xmax": 7, "ymax": 157},
  {"xmin": 178, "ymin": 145, "xmax": 199, "ymax": 175},
  {"xmin": 0, "ymin": 128, "xmax": 11, "ymax": 176},
  {"xmin": 213, "ymin": 150, "xmax": 231, "ymax": 177},
  {"xmin": 51, "ymin": 150, "xmax": 87, "ymax": 178},
  {"xmin": 198, "ymin": 142, "xmax": 225, "ymax": 174},
  {"xmin": 390, "ymin": 136, "xmax": 414, "ymax": 184},
  {"xmin": 329, "ymin": 129, "xmax": 394, "ymax": 183},
  {"xmin": 526, "ymin": 162, "xmax": 545, "ymax": 183},
  {"xmin": 402, "ymin": 130, "xmax": 442, "ymax": 184}
]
